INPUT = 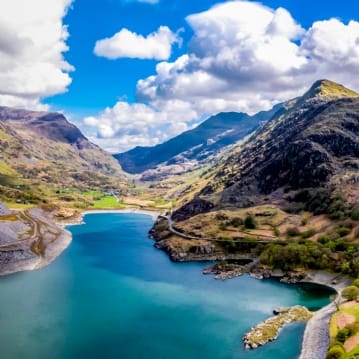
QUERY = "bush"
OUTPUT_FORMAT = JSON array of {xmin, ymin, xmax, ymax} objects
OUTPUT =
[
  {"xmin": 336, "ymin": 327, "xmax": 350, "ymax": 343},
  {"xmin": 351, "ymin": 208, "xmax": 359, "ymax": 221},
  {"xmin": 342, "ymin": 285, "xmax": 359, "ymax": 301},
  {"xmin": 318, "ymin": 235, "xmax": 329, "ymax": 244},
  {"xmin": 301, "ymin": 228, "xmax": 316, "ymax": 239},
  {"xmin": 286, "ymin": 226, "xmax": 300, "ymax": 237},
  {"xmin": 336, "ymin": 226, "xmax": 352, "ymax": 237},
  {"xmin": 230, "ymin": 217, "xmax": 243, "ymax": 227},
  {"xmin": 326, "ymin": 344, "xmax": 345, "ymax": 359},
  {"xmin": 353, "ymin": 279, "xmax": 359, "ymax": 288},
  {"xmin": 244, "ymin": 214, "xmax": 256, "ymax": 229},
  {"xmin": 346, "ymin": 322, "xmax": 359, "ymax": 336}
]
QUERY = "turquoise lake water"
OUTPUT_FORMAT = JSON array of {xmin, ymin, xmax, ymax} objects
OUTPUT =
[{"xmin": 0, "ymin": 213, "xmax": 334, "ymax": 359}]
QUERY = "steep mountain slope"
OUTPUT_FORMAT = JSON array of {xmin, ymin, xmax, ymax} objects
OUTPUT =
[
  {"xmin": 0, "ymin": 106, "xmax": 126, "ymax": 204},
  {"xmin": 114, "ymin": 105, "xmax": 282, "ymax": 175},
  {"xmin": 173, "ymin": 80, "xmax": 359, "ymax": 220}
]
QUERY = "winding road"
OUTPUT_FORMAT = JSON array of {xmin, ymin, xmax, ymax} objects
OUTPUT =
[{"xmin": 160, "ymin": 215, "xmax": 288, "ymax": 244}]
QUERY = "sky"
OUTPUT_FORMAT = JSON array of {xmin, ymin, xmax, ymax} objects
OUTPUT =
[{"xmin": 1, "ymin": 0, "xmax": 359, "ymax": 153}]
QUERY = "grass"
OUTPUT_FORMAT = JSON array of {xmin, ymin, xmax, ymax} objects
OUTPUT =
[
  {"xmin": 3, "ymin": 201, "xmax": 34, "ymax": 210},
  {"xmin": 0, "ymin": 160, "xmax": 18, "ymax": 176},
  {"xmin": 329, "ymin": 302, "xmax": 359, "ymax": 358},
  {"xmin": 91, "ymin": 196, "xmax": 127, "ymax": 209}
]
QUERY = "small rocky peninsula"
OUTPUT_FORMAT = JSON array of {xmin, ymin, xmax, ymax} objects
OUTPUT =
[{"xmin": 243, "ymin": 306, "xmax": 313, "ymax": 349}]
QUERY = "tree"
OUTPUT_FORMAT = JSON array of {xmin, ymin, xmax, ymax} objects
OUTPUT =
[{"xmin": 244, "ymin": 214, "xmax": 256, "ymax": 229}]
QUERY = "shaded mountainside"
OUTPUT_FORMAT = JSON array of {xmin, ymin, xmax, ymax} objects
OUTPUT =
[
  {"xmin": 114, "ymin": 105, "xmax": 282, "ymax": 175},
  {"xmin": 173, "ymin": 80, "xmax": 359, "ymax": 221},
  {"xmin": 0, "ymin": 106, "xmax": 126, "ymax": 204}
]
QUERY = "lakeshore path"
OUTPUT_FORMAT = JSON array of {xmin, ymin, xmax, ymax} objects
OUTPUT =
[
  {"xmin": 161, "ymin": 215, "xmax": 287, "ymax": 244},
  {"xmin": 299, "ymin": 271, "xmax": 352, "ymax": 359}
]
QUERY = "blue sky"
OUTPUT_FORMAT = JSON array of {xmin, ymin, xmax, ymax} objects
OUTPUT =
[{"xmin": 1, "ymin": 0, "xmax": 359, "ymax": 152}]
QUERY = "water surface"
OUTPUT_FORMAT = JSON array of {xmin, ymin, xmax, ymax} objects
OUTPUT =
[{"xmin": 0, "ymin": 213, "xmax": 334, "ymax": 359}]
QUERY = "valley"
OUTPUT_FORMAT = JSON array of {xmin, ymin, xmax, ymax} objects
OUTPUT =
[{"xmin": 0, "ymin": 79, "xmax": 358, "ymax": 359}]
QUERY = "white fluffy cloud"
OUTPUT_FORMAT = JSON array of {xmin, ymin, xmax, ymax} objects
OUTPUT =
[
  {"xmin": 86, "ymin": 0, "xmax": 359, "ymax": 153},
  {"xmin": 83, "ymin": 99, "xmax": 198, "ymax": 152},
  {"xmin": 94, "ymin": 26, "xmax": 180, "ymax": 60},
  {"xmin": 0, "ymin": 0, "xmax": 73, "ymax": 110}
]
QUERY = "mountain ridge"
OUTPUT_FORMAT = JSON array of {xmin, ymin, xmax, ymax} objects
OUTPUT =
[
  {"xmin": 0, "ymin": 106, "xmax": 126, "ymax": 205},
  {"xmin": 172, "ymin": 79, "xmax": 359, "ymax": 220},
  {"xmin": 114, "ymin": 104, "xmax": 283, "ymax": 175}
]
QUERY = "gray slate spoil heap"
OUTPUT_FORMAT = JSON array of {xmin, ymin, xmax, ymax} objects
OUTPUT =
[{"xmin": 0, "ymin": 202, "xmax": 11, "ymax": 215}]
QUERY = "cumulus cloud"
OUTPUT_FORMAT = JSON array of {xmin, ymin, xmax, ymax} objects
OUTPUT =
[
  {"xmin": 94, "ymin": 26, "xmax": 180, "ymax": 60},
  {"xmin": 86, "ymin": 0, "xmax": 359, "ymax": 153},
  {"xmin": 83, "ymin": 99, "xmax": 198, "ymax": 152},
  {"xmin": 0, "ymin": 0, "xmax": 74, "ymax": 110}
]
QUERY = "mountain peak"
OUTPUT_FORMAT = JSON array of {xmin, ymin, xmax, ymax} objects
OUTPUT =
[{"xmin": 304, "ymin": 79, "xmax": 359, "ymax": 100}]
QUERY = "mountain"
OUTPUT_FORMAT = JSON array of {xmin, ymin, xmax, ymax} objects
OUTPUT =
[
  {"xmin": 149, "ymin": 79, "xmax": 359, "ymax": 270},
  {"xmin": 0, "ymin": 106, "xmax": 126, "ymax": 204},
  {"xmin": 172, "ymin": 79, "xmax": 359, "ymax": 220},
  {"xmin": 114, "ymin": 105, "xmax": 282, "ymax": 175}
]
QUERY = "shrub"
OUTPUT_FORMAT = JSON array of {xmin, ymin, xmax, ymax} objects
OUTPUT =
[
  {"xmin": 286, "ymin": 226, "xmax": 300, "ymax": 237},
  {"xmin": 336, "ymin": 327, "xmax": 350, "ymax": 343},
  {"xmin": 342, "ymin": 285, "xmax": 359, "ymax": 301},
  {"xmin": 318, "ymin": 235, "xmax": 329, "ymax": 244},
  {"xmin": 244, "ymin": 214, "xmax": 256, "ymax": 229},
  {"xmin": 351, "ymin": 208, "xmax": 359, "ymax": 221},
  {"xmin": 335, "ymin": 226, "xmax": 352, "ymax": 237},
  {"xmin": 273, "ymin": 226, "xmax": 280, "ymax": 236},
  {"xmin": 326, "ymin": 344, "xmax": 345, "ymax": 359},
  {"xmin": 301, "ymin": 214, "xmax": 310, "ymax": 226},
  {"xmin": 346, "ymin": 322, "xmax": 359, "ymax": 336},
  {"xmin": 353, "ymin": 279, "xmax": 359, "ymax": 288},
  {"xmin": 301, "ymin": 228, "xmax": 316, "ymax": 239},
  {"xmin": 230, "ymin": 217, "xmax": 243, "ymax": 227}
]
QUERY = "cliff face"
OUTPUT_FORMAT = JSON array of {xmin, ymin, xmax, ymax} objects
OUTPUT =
[{"xmin": 173, "ymin": 80, "xmax": 359, "ymax": 220}]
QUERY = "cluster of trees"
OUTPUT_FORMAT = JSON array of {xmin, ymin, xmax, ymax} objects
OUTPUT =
[
  {"xmin": 259, "ymin": 239, "xmax": 359, "ymax": 276},
  {"xmin": 291, "ymin": 187, "xmax": 359, "ymax": 221}
]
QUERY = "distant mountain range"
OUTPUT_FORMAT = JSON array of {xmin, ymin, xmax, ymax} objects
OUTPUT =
[
  {"xmin": 173, "ymin": 79, "xmax": 359, "ymax": 220},
  {"xmin": 114, "ymin": 105, "xmax": 283, "ymax": 176},
  {"xmin": 0, "ymin": 106, "xmax": 125, "ymax": 204}
]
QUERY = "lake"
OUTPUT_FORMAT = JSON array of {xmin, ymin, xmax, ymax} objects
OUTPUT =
[{"xmin": 0, "ymin": 213, "xmax": 334, "ymax": 359}]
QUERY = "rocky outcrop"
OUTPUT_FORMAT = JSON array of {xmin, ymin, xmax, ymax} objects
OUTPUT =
[
  {"xmin": 243, "ymin": 306, "xmax": 313, "ymax": 349},
  {"xmin": 172, "ymin": 197, "xmax": 215, "ymax": 222}
]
